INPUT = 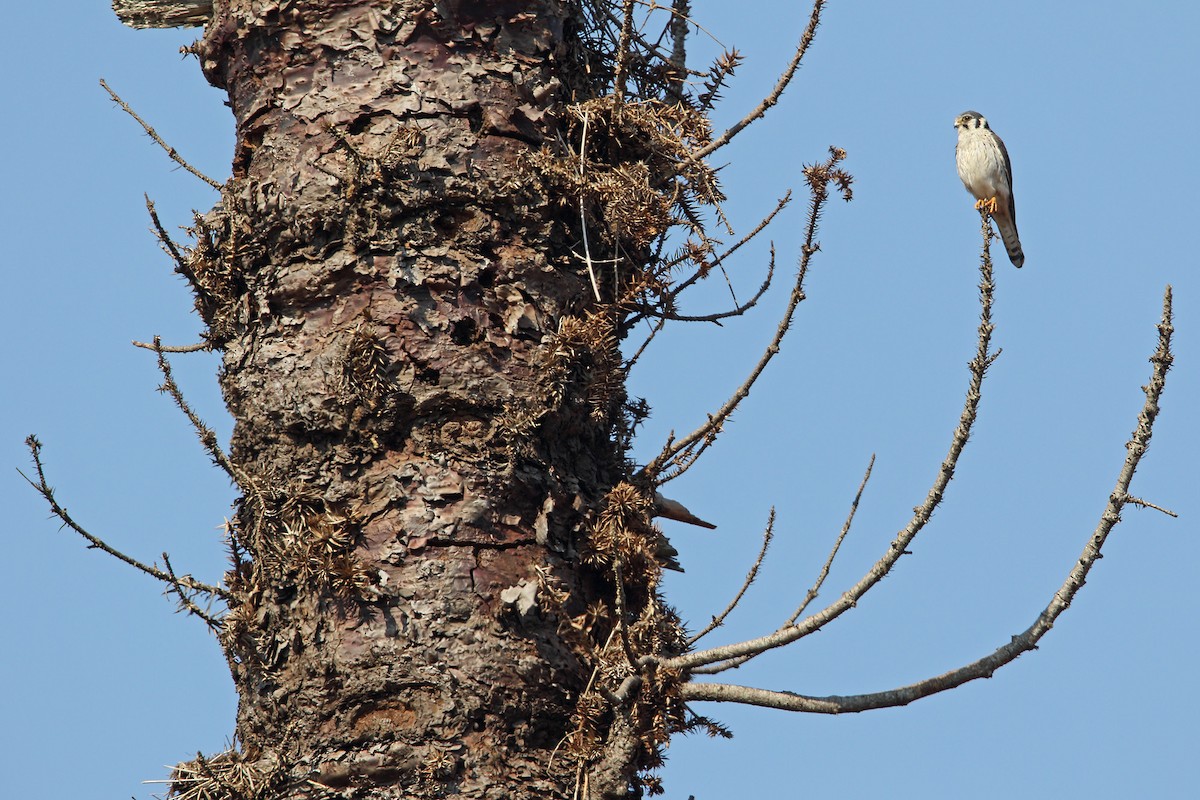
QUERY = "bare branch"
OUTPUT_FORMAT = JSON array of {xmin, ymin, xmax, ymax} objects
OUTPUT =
[
  {"xmin": 19, "ymin": 436, "xmax": 231, "ymax": 602},
  {"xmin": 99, "ymin": 78, "xmax": 221, "ymax": 189},
  {"xmin": 162, "ymin": 552, "xmax": 224, "ymax": 631},
  {"xmin": 148, "ymin": 337, "xmax": 240, "ymax": 483},
  {"xmin": 112, "ymin": 0, "xmax": 212, "ymax": 29},
  {"xmin": 623, "ymin": 317, "xmax": 666, "ymax": 371},
  {"xmin": 640, "ymin": 148, "xmax": 852, "ymax": 483},
  {"xmin": 134, "ymin": 339, "xmax": 211, "ymax": 353},
  {"xmin": 688, "ymin": 509, "xmax": 774, "ymax": 646},
  {"xmin": 1121, "ymin": 494, "xmax": 1178, "ymax": 517},
  {"xmin": 144, "ymin": 195, "xmax": 191, "ymax": 275},
  {"xmin": 693, "ymin": 454, "xmax": 875, "ymax": 676},
  {"xmin": 667, "ymin": 191, "xmax": 791, "ymax": 291},
  {"xmin": 682, "ymin": 287, "xmax": 1174, "ymax": 710},
  {"xmin": 790, "ymin": 453, "xmax": 876, "ymax": 624},
  {"xmin": 612, "ymin": 0, "xmax": 637, "ymax": 101},
  {"xmin": 692, "ymin": 0, "xmax": 826, "ymax": 161},
  {"xmin": 634, "ymin": 249, "xmax": 775, "ymax": 325},
  {"xmin": 665, "ymin": 210, "xmax": 995, "ymax": 672}
]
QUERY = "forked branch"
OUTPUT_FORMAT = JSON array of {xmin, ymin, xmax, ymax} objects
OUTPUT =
[
  {"xmin": 684, "ymin": 286, "xmax": 1173, "ymax": 710},
  {"xmin": 666, "ymin": 211, "xmax": 999, "ymax": 673},
  {"xmin": 678, "ymin": 290, "xmax": 1174, "ymax": 712},
  {"xmin": 18, "ymin": 436, "xmax": 231, "ymax": 605},
  {"xmin": 692, "ymin": 453, "xmax": 875, "ymax": 676},
  {"xmin": 640, "ymin": 147, "xmax": 852, "ymax": 483},
  {"xmin": 692, "ymin": 0, "xmax": 826, "ymax": 161},
  {"xmin": 687, "ymin": 508, "xmax": 775, "ymax": 645}
]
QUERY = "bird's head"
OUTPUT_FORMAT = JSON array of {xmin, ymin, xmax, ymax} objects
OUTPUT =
[{"xmin": 954, "ymin": 110, "xmax": 988, "ymax": 131}]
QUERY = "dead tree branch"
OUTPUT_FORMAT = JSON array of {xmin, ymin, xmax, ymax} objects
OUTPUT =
[
  {"xmin": 692, "ymin": 0, "xmax": 826, "ymax": 161},
  {"xmin": 665, "ymin": 211, "xmax": 997, "ymax": 673},
  {"xmin": 19, "ymin": 436, "xmax": 231, "ymax": 603},
  {"xmin": 633, "ymin": 252, "xmax": 774, "ymax": 325},
  {"xmin": 640, "ymin": 147, "xmax": 852, "ymax": 484},
  {"xmin": 666, "ymin": 191, "xmax": 791, "ymax": 291},
  {"xmin": 144, "ymin": 195, "xmax": 191, "ymax": 274},
  {"xmin": 162, "ymin": 552, "xmax": 224, "ymax": 631},
  {"xmin": 99, "ymin": 79, "xmax": 221, "ymax": 189},
  {"xmin": 134, "ymin": 339, "xmax": 211, "ymax": 353},
  {"xmin": 112, "ymin": 0, "xmax": 211, "ymax": 30},
  {"xmin": 679, "ymin": 288, "xmax": 1174, "ymax": 712},
  {"xmin": 688, "ymin": 509, "xmax": 775, "ymax": 646},
  {"xmin": 692, "ymin": 454, "xmax": 875, "ymax": 676},
  {"xmin": 790, "ymin": 453, "xmax": 876, "ymax": 625},
  {"xmin": 148, "ymin": 336, "xmax": 238, "ymax": 481}
]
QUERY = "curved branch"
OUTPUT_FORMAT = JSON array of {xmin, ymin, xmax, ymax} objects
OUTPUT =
[
  {"xmin": 688, "ymin": 508, "xmax": 775, "ymax": 646},
  {"xmin": 682, "ymin": 286, "xmax": 1174, "ymax": 710},
  {"xmin": 640, "ymin": 148, "xmax": 850, "ymax": 482},
  {"xmin": 692, "ymin": 0, "xmax": 826, "ymax": 161},
  {"xmin": 148, "ymin": 337, "xmax": 239, "ymax": 482},
  {"xmin": 648, "ymin": 254, "xmax": 775, "ymax": 325},
  {"xmin": 693, "ymin": 453, "xmax": 875, "ymax": 675},
  {"xmin": 19, "ymin": 436, "xmax": 232, "ymax": 602},
  {"xmin": 666, "ymin": 212, "xmax": 996, "ymax": 672},
  {"xmin": 666, "ymin": 191, "xmax": 791, "ymax": 294}
]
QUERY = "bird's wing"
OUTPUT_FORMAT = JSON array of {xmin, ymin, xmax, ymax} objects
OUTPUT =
[{"xmin": 993, "ymin": 131, "xmax": 1017, "ymax": 226}]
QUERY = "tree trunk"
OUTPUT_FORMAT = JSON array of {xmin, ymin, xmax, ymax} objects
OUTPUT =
[{"xmin": 180, "ymin": 1, "xmax": 675, "ymax": 797}]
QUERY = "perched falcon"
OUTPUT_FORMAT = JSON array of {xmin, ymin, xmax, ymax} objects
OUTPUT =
[{"xmin": 954, "ymin": 111, "xmax": 1024, "ymax": 268}]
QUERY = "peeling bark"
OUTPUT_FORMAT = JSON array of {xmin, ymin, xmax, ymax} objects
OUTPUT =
[{"xmin": 184, "ymin": 2, "xmax": 652, "ymax": 797}]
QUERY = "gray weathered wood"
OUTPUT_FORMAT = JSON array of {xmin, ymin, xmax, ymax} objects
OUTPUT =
[{"xmin": 112, "ymin": 0, "xmax": 211, "ymax": 28}]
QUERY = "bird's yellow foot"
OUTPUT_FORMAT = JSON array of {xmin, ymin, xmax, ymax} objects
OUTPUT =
[{"xmin": 973, "ymin": 196, "xmax": 999, "ymax": 214}]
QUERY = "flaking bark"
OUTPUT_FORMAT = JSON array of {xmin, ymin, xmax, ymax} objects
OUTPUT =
[{"xmin": 185, "ymin": 2, "xmax": 649, "ymax": 797}]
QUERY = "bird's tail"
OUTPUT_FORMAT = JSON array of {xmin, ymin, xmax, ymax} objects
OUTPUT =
[{"xmin": 994, "ymin": 213, "xmax": 1025, "ymax": 268}]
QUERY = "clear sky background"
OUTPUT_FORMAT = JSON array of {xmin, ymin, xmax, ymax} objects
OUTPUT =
[{"xmin": 2, "ymin": 2, "xmax": 1196, "ymax": 798}]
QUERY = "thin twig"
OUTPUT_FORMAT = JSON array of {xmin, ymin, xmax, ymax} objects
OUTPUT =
[
  {"xmin": 162, "ymin": 552, "xmax": 224, "ymax": 630},
  {"xmin": 625, "ymin": 195, "xmax": 788, "ymax": 336},
  {"xmin": 578, "ymin": 109, "xmax": 602, "ymax": 302},
  {"xmin": 612, "ymin": 0, "xmax": 637, "ymax": 101},
  {"xmin": 99, "ymin": 78, "xmax": 221, "ymax": 189},
  {"xmin": 640, "ymin": 148, "xmax": 851, "ymax": 483},
  {"xmin": 623, "ymin": 316, "xmax": 666, "ymax": 371},
  {"xmin": 693, "ymin": 454, "xmax": 876, "ymax": 675},
  {"xmin": 1122, "ymin": 494, "xmax": 1178, "ymax": 517},
  {"xmin": 790, "ymin": 454, "xmax": 876, "ymax": 624},
  {"xmin": 692, "ymin": 0, "xmax": 826, "ymax": 161},
  {"xmin": 149, "ymin": 336, "xmax": 239, "ymax": 481},
  {"xmin": 683, "ymin": 287, "xmax": 1175, "ymax": 711},
  {"xmin": 688, "ymin": 509, "xmax": 775, "ymax": 646},
  {"xmin": 640, "ymin": 248, "xmax": 775, "ymax": 324},
  {"xmin": 19, "ymin": 436, "xmax": 231, "ymax": 601},
  {"xmin": 667, "ymin": 191, "xmax": 791, "ymax": 282},
  {"xmin": 144, "ymin": 195, "xmax": 190, "ymax": 275},
  {"xmin": 665, "ymin": 207, "xmax": 996, "ymax": 673}
]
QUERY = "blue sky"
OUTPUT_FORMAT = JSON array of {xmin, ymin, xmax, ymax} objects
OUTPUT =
[{"xmin": 2, "ymin": 2, "xmax": 1196, "ymax": 798}]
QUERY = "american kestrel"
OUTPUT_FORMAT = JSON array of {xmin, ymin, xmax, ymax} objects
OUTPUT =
[{"xmin": 954, "ymin": 111, "xmax": 1024, "ymax": 268}]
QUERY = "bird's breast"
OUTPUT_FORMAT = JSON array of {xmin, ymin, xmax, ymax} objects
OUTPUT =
[{"xmin": 956, "ymin": 132, "xmax": 1008, "ymax": 201}]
